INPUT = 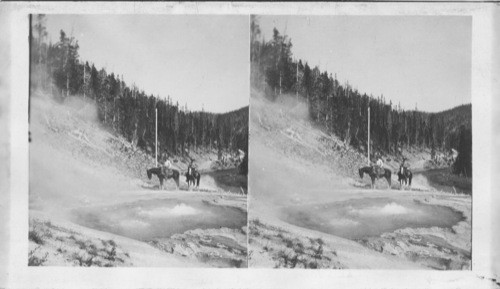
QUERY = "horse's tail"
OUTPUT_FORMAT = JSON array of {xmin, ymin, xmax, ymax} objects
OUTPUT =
[
  {"xmin": 147, "ymin": 169, "xmax": 152, "ymax": 180},
  {"xmin": 196, "ymin": 172, "xmax": 201, "ymax": 187},
  {"xmin": 408, "ymin": 171, "xmax": 412, "ymax": 186}
]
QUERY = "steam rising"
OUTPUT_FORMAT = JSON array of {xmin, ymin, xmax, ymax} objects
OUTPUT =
[
  {"xmin": 29, "ymin": 92, "xmax": 131, "ymax": 215},
  {"xmin": 249, "ymin": 89, "xmax": 350, "ymax": 212},
  {"xmin": 348, "ymin": 203, "xmax": 412, "ymax": 217},
  {"xmin": 138, "ymin": 204, "xmax": 199, "ymax": 219}
]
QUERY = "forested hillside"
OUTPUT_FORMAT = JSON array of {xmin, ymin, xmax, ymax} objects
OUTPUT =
[
  {"xmin": 251, "ymin": 16, "xmax": 471, "ymax": 177},
  {"xmin": 29, "ymin": 15, "xmax": 248, "ymax": 161}
]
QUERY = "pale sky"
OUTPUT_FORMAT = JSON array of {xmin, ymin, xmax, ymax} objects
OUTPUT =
[
  {"xmin": 45, "ymin": 15, "xmax": 249, "ymax": 113},
  {"xmin": 257, "ymin": 16, "xmax": 471, "ymax": 113}
]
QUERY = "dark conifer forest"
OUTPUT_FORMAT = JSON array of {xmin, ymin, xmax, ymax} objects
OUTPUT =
[
  {"xmin": 29, "ymin": 15, "xmax": 249, "ymax": 163},
  {"xmin": 251, "ymin": 16, "xmax": 471, "ymax": 177}
]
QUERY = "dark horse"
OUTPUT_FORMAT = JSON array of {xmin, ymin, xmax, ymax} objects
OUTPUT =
[
  {"xmin": 185, "ymin": 167, "xmax": 201, "ymax": 188},
  {"xmin": 397, "ymin": 167, "xmax": 413, "ymax": 189},
  {"xmin": 146, "ymin": 167, "xmax": 180, "ymax": 190},
  {"xmin": 358, "ymin": 166, "xmax": 392, "ymax": 189}
]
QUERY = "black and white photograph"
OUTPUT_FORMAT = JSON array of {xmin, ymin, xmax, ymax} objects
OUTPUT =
[
  {"xmin": 248, "ymin": 15, "xmax": 472, "ymax": 270},
  {"xmin": 1, "ymin": 2, "xmax": 499, "ymax": 289},
  {"xmin": 27, "ymin": 14, "xmax": 249, "ymax": 268}
]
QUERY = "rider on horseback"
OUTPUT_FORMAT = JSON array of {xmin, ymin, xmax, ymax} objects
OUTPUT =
[
  {"xmin": 162, "ymin": 154, "xmax": 172, "ymax": 176},
  {"xmin": 374, "ymin": 153, "xmax": 385, "ymax": 175},
  {"xmin": 400, "ymin": 157, "xmax": 408, "ymax": 174},
  {"xmin": 188, "ymin": 158, "xmax": 197, "ymax": 175}
]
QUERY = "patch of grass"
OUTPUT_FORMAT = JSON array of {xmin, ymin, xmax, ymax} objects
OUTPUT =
[
  {"xmin": 43, "ymin": 229, "xmax": 53, "ymax": 239},
  {"xmin": 92, "ymin": 259, "xmax": 103, "ymax": 267},
  {"xmin": 104, "ymin": 244, "xmax": 117, "ymax": 261},
  {"xmin": 28, "ymin": 247, "xmax": 48, "ymax": 266},
  {"xmin": 276, "ymin": 250, "xmax": 289, "ymax": 268},
  {"xmin": 87, "ymin": 244, "xmax": 99, "ymax": 257},
  {"xmin": 293, "ymin": 241, "xmax": 305, "ymax": 255},
  {"xmin": 74, "ymin": 239, "xmax": 88, "ymax": 250},
  {"xmin": 72, "ymin": 253, "xmax": 94, "ymax": 267},
  {"xmin": 115, "ymin": 257, "xmax": 124, "ymax": 263},
  {"xmin": 228, "ymin": 258, "xmax": 244, "ymax": 268},
  {"xmin": 276, "ymin": 251, "xmax": 299, "ymax": 268},
  {"xmin": 249, "ymin": 226, "xmax": 260, "ymax": 237},
  {"xmin": 28, "ymin": 227, "xmax": 45, "ymax": 245},
  {"xmin": 283, "ymin": 237, "xmax": 294, "ymax": 248},
  {"xmin": 289, "ymin": 253, "xmax": 299, "ymax": 268},
  {"xmin": 40, "ymin": 219, "xmax": 78, "ymax": 235},
  {"xmin": 312, "ymin": 243, "xmax": 324, "ymax": 260},
  {"xmin": 252, "ymin": 218, "xmax": 262, "ymax": 227},
  {"xmin": 307, "ymin": 261, "xmax": 318, "ymax": 269}
]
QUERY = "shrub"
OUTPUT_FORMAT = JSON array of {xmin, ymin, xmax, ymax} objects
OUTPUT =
[
  {"xmin": 28, "ymin": 247, "xmax": 48, "ymax": 266},
  {"xmin": 72, "ymin": 253, "xmax": 94, "ymax": 267},
  {"xmin": 308, "ymin": 261, "xmax": 318, "ymax": 269},
  {"xmin": 28, "ymin": 228, "xmax": 45, "ymax": 245},
  {"xmin": 293, "ymin": 242, "xmax": 305, "ymax": 255},
  {"xmin": 105, "ymin": 245, "xmax": 117, "ymax": 261}
]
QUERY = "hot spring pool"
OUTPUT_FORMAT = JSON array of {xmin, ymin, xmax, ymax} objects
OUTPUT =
[
  {"xmin": 71, "ymin": 198, "xmax": 247, "ymax": 241},
  {"xmin": 281, "ymin": 197, "xmax": 464, "ymax": 240}
]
